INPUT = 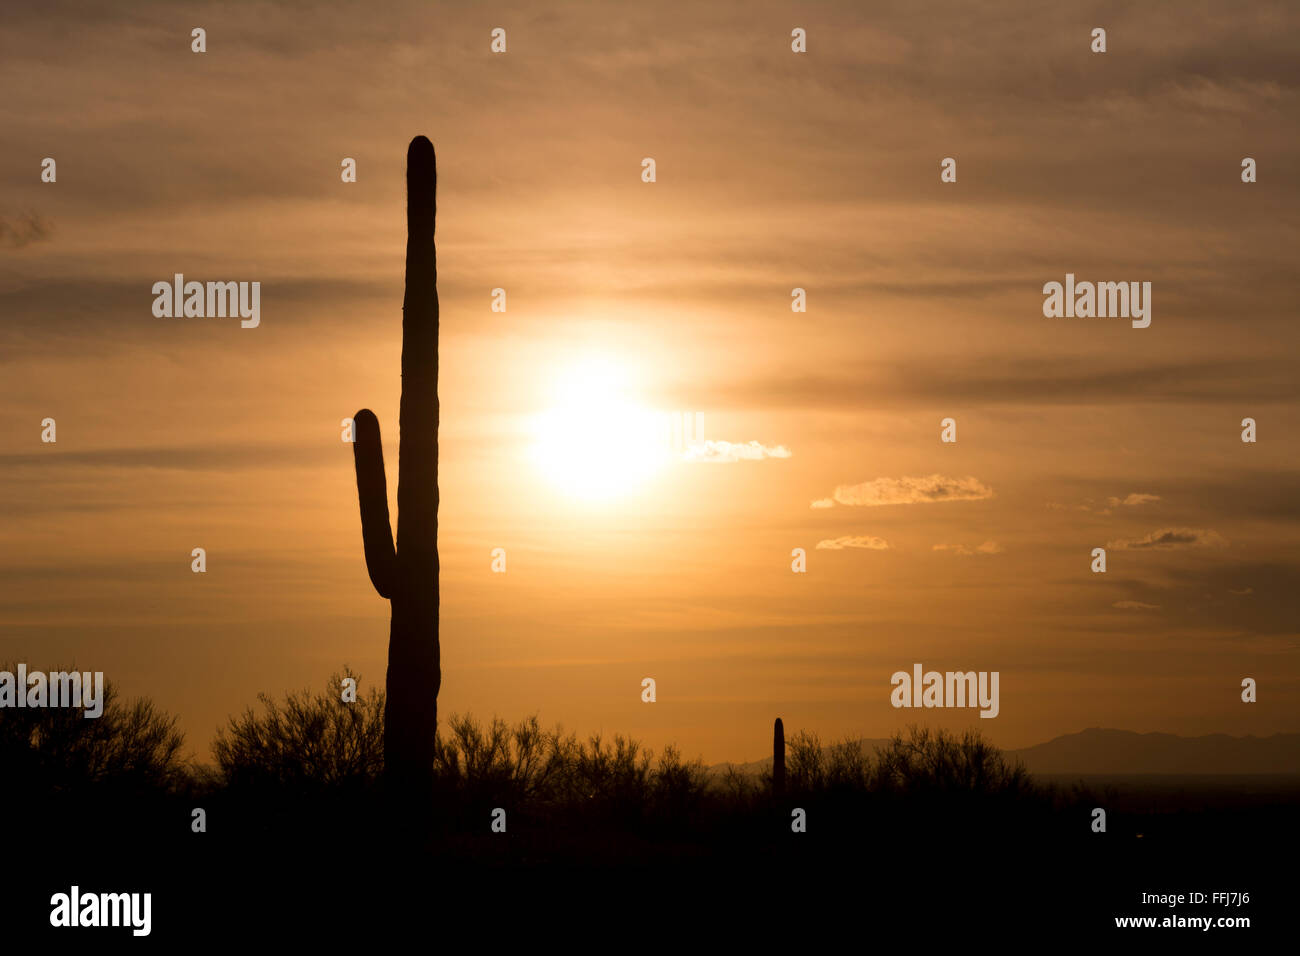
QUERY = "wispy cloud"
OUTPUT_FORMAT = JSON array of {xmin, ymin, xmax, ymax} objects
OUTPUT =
[
  {"xmin": 0, "ymin": 212, "xmax": 51, "ymax": 249},
  {"xmin": 933, "ymin": 541, "xmax": 1003, "ymax": 556},
  {"xmin": 1051, "ymin": 492, "xmax": 1161, "ymax": 514},
  {"xmin": 683, "ymin": 440, "xmax": 791, "ymax": 463},
  {"xmin": 1113, "ymin": 600, "xmax": 1161, "ymax": 610},
  {"xmin": 714, "ymin": 358, "xmax": 1300, "ymax": 412},
  {"xmin": 1107, "ymin": 493, "xmax": 1161, "ymax": 507},
  {"xmin": 823, "ymin": 474, "xmax": 993, "ymax": 507},
  {"xmin": 1107, "ymin": 527, "xmax": 1228, "ymax": 550},
  {"xmin": 816, "ymin": 535, "xmax": 891, "ymax": 551}
]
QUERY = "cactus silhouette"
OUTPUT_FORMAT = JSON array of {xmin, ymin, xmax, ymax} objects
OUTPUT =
[
  {"xmin": 351, "ymin": 135, "xmax": 440, "ymax": 795},
  {"xmin": 773, "ymin": 717, "xmax": 785, "ymax": 797}
]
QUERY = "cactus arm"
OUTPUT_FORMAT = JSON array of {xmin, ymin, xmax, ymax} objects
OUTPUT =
[{"xmin": 352, "ymin": 407, "xmax": 396, "ymax": 599}]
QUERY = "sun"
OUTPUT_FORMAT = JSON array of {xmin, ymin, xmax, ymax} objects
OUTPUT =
[{"xmin": 529, "ymin": 357, "xmax": 668, "ymax": 502}]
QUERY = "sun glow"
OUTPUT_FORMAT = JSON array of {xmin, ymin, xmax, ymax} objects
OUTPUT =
[{"xmin": 529, "ymin": 357, "xmax": 668, "ymax": 502}]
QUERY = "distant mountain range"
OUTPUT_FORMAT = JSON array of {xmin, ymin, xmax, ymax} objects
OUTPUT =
[
  {"xmin": 1008, "ymin": 728, "xmax": 1300, "ymax": 775},
  {"xmin": 710, "ymin": 728, "xmax": 1300, "ymax": 778}
]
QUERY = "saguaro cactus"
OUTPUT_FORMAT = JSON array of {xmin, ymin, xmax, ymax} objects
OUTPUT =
[
  {"xmin": 352, "ymin": 135, "xmax": 441, "ymax": 794},
  {"xmin": 773, "ymin": 717, "xmax": 785, "ymax": 797}
]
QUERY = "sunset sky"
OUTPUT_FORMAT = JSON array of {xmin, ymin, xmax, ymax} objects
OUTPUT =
[{"xmin": 2, "ymin": 0, "xmax": 1297, "ymax": 763}]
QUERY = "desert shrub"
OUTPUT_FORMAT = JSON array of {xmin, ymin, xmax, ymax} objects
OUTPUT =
[
  {"xmin": 868, "ymin": 726, "xmax": 1048, "ymax": 840},
  {"xmin": 433, "ymin": 714, "xmax": 710, "ymax": 828},
  {"xmin": 652, "ymin": 745, "xmax": 708, "ymax": 807},
  {"xmin": 209, "ymin": 671, "xmax": 710, "ymax": 827},
  {"xmin": 720, "ymin": 764, "xmax": 759, "ymax": 803},
  {"xmin": 0, "ymin": 663, "xmax": 188, "ymax": 798},
  {"xmin": 205, "ymin": 669, "xmax": 1041, "ymax": 844},
  {"xmin": 212, "ymin": 668, "xmax": 383, "ymax": 793},
  {"xmin": 872, "ymin": 725, "xmax": 1034, "ymax": 799},
  {"xmin": 825, "ymin": 738, "xmax": 872, "ymax": 792},
  {"xmin": 787, "ymin": 730, "xmax": 826, "ymax": 792}
]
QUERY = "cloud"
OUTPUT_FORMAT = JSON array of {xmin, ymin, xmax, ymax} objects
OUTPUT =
[
  {"xmin": 0, "ymin": 443, "xmax": 334, "ymax": 471},
  {"xmin": 0, "ymin": 276, "xmax": 395, "ymax": 362},
  {"xmin": 810, "ymin": 498, "xmax": 834, "ymax": 509},
  {"xmin": 1107, "ymin": 527, "xmax": 1228, "ymax": 550},
  {"xmin": 0, "ymin": 212, "xmax": 52, "ymax": 249},
  {"xmin": 1113, "ymin": 600, "xmax": 1161, "ymax": 610},
  {"xmin": 683, "ymin": 440, "xmax": 791, "ymax": 463},
  {"xmin": 1107, "ymin": 493, "xmax": 1161, "ymax": 507},
  {"xmin": 816, "ymin": 535, "xmax": 890, "ymax": 551},
  {"xmin": 827, "ymin": 474, "xmax": 993, "ymax": 507},
  {"xmin": 1229, "ymin": 587, "xmax": 1254, "ymax": 596},
  {"xmin": 933, "ymin": 541, "xmax": 1003, "ymax": 556},
  {"xmin": 712, "ymin": 358, "xmax": 1300, "ymax": 413},
  {"xmin": 1053, "ymin": 493, "xmax": 1161, "ymax": 513}
]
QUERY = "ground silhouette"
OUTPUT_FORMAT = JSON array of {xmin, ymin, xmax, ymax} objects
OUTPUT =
[{"xmin": 3, "ymin": 668, "xmax": 1288, "ymax": 939}]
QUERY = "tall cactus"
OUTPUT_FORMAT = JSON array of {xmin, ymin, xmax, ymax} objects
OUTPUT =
[
  {"xmin": 773, "ymin": 717, "xmax": 785, "ymax": 797},
  {"xmin": 351, "ymin": 135, "xmax": 441, "ymax": 794}
]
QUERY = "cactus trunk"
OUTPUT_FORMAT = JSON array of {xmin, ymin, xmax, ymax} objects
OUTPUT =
[
  {"xmin": 773, "ymin": 717, "xmax": 785, "ymax": 797},
  {"xmin": 352, "ymin": 135, "xmax": 441, "ymax": 795}
]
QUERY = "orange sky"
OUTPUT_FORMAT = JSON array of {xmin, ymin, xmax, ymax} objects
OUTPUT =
[{"xmin": 2, "ymin": 0, "xmax": 1297, "ymax": 763}]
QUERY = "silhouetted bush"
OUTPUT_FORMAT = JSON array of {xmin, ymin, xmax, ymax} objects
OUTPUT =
[
  {"xmin": 0, "ymin": 663, "xmax": 188, "ymax": 799},
  {"xmin": 212, "ymin": 668, "xmax": 383, "ymax": 794},
  {"xmin": 873, "ymin": 725, "xmax": 1034, "ymax": 799},
  {"xmin": 208, "ymin": 673, "xmax": 713, "ymax": 827},
  {"xmin": 434, "ymin": 713, "xmax": 561, "ymax": 801},
  {"xmin": 786, "ymin": 729, "xmax": 827, "ymax": 792},
  {"xmin": 434, "ymin": 715, "xmax": 709, "ymax": 829},
  {"xmin": 194, "ymin": 670, "xmax": 1062, "ymax": 857}
]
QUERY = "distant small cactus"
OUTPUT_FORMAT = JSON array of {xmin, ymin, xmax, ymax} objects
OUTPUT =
[{"xmin": 773, "ymin": 717, "xmax": 785, "ymax": 797}]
